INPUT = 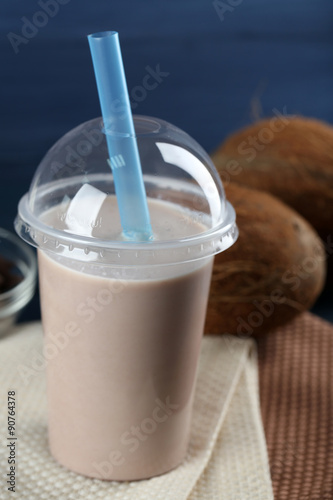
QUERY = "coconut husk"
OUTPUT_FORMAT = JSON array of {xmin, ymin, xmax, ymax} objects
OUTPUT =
[
  {"xmin": 204, "ymin": 183, "xmax": 326, "ymax": 336},
  {"xmin": 212, "ymin": 116, "xmax": 333, "ymax": 242}
]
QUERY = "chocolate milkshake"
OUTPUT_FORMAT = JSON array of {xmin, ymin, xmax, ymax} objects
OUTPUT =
[
  {"xmin": 15, "ymin": 114, "xmax": 238, "ymax": 481},
  {"xmin": 38, "ymin": 196, "xmax": 214, "ymax": 480}
]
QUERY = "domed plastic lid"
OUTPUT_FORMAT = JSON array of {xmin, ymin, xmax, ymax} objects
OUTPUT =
[{"xmin": 15, "ymin": 116, "xmax": 238, "ymax": 266}]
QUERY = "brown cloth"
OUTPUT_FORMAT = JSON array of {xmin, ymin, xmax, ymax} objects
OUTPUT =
[{"xmin": 258, "ymin": 312, "xmax": 333, "ymax": 500}]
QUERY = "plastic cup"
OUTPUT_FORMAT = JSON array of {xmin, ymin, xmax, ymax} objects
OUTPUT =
[{"xmin": 15, "ymin": 115, "xmax": 238, "ymax": 480}]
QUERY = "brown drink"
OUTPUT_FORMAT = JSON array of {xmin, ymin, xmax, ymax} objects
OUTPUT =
[
  {"xmin": 38, "ymin": 196, "xmax": 213, "ymax": 480},
  {"xmin": 15, "ymin": 115, "xmax": 238, "ymax": 480}
]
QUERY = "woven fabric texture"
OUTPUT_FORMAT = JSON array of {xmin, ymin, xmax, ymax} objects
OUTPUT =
[
  {"xmin": 0, "ymin": 323, "xmax": 272, "ymax": 500},
  {"xmin": 258, "ymin": 312, "xmax": 333, "ymax": 500}
]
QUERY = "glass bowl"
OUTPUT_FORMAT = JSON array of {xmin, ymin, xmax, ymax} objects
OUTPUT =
[{"xmin": 0, "ymin": 228, "xmax": 37, "ymax": 336}]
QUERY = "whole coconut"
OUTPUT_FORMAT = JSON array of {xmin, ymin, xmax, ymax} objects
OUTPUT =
[
  {"xmin": 205, "ymin": 183, "xmax": 326, "ymax": 337},
  {"xmin": 211, "ymin": 116, "xmax": 333, "ymax": 242}
]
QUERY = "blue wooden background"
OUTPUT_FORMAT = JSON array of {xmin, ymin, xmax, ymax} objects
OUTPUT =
[{"xmin": 1, "ymin": 0, "xmax": 332, "ymax": 321}]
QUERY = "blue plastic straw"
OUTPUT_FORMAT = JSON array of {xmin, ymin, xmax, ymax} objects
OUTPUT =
[{"xmin": 88, "ymin": 31, "xmax": 152, "ymax": 240}]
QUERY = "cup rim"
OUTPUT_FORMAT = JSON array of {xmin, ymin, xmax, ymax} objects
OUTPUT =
[{"xmin": 15, "ymin": 192, "xmax": 238, "ymax": 266}]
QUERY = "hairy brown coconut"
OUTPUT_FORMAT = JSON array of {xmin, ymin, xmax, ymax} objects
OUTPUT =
[
  {"xmin": 204, "ymin": 183, "xmax": 326, "ymax": 337},
  {"xmin": 211, "ymin": 116, "xmax": 333, "ymax": 243}
]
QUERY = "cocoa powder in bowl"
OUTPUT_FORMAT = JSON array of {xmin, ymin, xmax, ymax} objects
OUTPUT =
[{"xmin": 0, "ymin": 255, "xmax": 23, "ymax": 294}]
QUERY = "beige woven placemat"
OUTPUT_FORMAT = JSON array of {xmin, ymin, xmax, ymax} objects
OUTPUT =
[
  {"xmin": 258, "ymin": 312, "xmax": 333, "ymax": 500},
  {"xmin": 0, "ymin": 323, "xmax": 273, "ymax": 500}
]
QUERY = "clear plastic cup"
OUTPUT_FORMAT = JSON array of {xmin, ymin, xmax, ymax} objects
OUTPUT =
[{"xmin": 15, "ymin": 115, "xmax": 238, "ymax": 480}]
